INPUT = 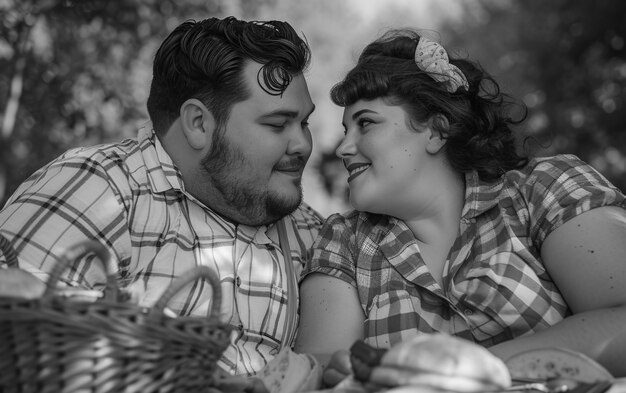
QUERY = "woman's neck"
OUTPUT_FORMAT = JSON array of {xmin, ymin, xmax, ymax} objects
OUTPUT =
[
  {"xmin": 402, "ymin": 168, "xmax": 465, "ymax": 249},
  {"xmin": 399, "ymin": 168, "xmax": 465, "ymax": 286}
]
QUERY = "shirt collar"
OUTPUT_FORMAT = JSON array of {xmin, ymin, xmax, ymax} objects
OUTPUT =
[
  {"xmin": 137, "ymin": 123, "xmax": 291, "ymax": 247},
  {"xmin": 461, "ymin": 171, "xmax": 505, "ymax": 220},
  {"xmin": 137, "ymin": 123, "xmax": 186, "ymax": 194}
]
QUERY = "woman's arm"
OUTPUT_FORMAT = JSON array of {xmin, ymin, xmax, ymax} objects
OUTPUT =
[
  {"xmin": 489, "ymin": 206, "xmax": 626, "ymax": 377},
  {"xmin": 295, "ymin": 273, "xmax": 365, "ymax": 386},
  {"xmin": 295, "ymin": 273, "xmax": 365, "ymax": 358}
]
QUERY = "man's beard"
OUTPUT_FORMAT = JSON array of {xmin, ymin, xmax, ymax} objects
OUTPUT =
[{"xmin": 200, "ymin": 133, "xmax": 303, "ymax": 226}]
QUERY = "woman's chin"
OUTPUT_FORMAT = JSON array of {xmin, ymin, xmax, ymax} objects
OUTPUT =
[{"xmin": 350, "ymin": 197, "xmax": 381, "ymax": 215}]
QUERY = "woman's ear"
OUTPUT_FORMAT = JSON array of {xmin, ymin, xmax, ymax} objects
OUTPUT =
[
  {"xmin": 180, "ymin": 98, "xmax": 216, "ymax": 150},
  {"xmin": 425, "ymin": 114, "xmax": 449, "ymax": 154}
]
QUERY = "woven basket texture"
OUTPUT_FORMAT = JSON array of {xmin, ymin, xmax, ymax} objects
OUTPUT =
[{"xmin": 0, "ymin": 236, "xmax": 232, "ymax": 393}]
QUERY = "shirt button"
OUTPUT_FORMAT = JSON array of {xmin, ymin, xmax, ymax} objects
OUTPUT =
[{"xmin": 463, "ymin": 308, "xmax": 473, "ymax": 316}]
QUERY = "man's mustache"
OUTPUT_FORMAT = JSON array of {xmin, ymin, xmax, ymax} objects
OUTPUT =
[{"xmin": 274, "ymin": 157, "xmax": 306, "ymax": 171}]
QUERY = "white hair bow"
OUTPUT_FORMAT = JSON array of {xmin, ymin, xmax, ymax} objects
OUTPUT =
[{"xmin": 414, "ymin": 37, "xmax": 469, "ymax": 93}]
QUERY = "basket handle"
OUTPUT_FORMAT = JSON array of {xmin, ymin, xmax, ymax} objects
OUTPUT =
[
  {"xmin": 151, "ymin": 266, "xmax": 222, "ymax": 319},
  {"xmin": 43, "ymin": 240, "xmax": 119, "ymax": 300},
  {"xmin": 0, "ymin": 234, "xmax": 19, "ymax": 267}
]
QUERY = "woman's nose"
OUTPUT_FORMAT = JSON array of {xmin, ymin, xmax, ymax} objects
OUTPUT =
[{"xmin": 335, "ymin": 133, "xmax": 357, "ymax": 159}]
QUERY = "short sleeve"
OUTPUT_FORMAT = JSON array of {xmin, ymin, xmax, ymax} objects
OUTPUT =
[
  {"xmin": 0, "ymin": 153, "xmax": 129, "ymax": 288},
  {"xmin": 300, "ymin": 213, "xmax": 358, "ymax": 287},
  {"xmin": 521, "ymin": 154, "xmax": 626, "ymax": 246}
]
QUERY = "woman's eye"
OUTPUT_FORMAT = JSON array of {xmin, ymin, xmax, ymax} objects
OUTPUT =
[{"xmin": 357, "ymin": 118, "xmax": 374, "ymax": 128}]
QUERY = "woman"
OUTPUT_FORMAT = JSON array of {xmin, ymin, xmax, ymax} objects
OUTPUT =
[{"xmin": 295, "ymin": 29, "xmax": 626, "ymax": 383}]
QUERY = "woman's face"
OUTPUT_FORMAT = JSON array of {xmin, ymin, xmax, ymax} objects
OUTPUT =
[{"xmin": 336, "ymin": 98, "xmax": 439, "ymax": 217}]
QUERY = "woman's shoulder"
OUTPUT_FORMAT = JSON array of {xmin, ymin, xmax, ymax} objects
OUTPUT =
[
  {"xmin": 523, "ymin": 154, "xmax": 591, "ymax": 175},
  {"xmin": 502, "ymin": 154, "xmax": 625, "ymax": 217},
  {"xmin": 506, "ymin": 154, "xmax": 613, "ymax": 189}
]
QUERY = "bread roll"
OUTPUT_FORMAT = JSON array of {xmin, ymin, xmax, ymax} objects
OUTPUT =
[{"xmin": 369, "ymin": 333, "xmax": 511, "ymax": 392}]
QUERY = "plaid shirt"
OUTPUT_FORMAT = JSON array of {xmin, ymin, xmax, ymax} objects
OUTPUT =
[
  {"xmin": 302, "ymin": 155, "xmax": 626, "ymax": 349},
  {"xmin": 0, "ymin": 125, "xmax": 323, "ymax": 376}
]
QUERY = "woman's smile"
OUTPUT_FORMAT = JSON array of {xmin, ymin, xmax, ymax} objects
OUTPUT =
[{"xmin": 346, "ymin": 162, "xmax": 371, "ymax": 182}]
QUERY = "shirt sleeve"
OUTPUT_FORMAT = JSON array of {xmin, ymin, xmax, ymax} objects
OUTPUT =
[
  {"xmin": 0, "ymin": 152, "xmax": 131, "ymax": 289},
  {"xmin": 300, "ymin": 212, "xmax": 358, "ymax": 286},
  {"xmin": 522, "ymin": 154, "xmax": 626, "ymax": 247}
]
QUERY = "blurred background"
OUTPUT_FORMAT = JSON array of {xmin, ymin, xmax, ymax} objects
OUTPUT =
[{"xmin": 1, "ymin": 0, "xmax": 625, "ymax": 217}]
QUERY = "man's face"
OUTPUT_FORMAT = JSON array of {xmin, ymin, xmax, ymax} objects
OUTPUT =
[{"xmin": 200, "ymin": 61, "xmax": 315, "ymax": 226}]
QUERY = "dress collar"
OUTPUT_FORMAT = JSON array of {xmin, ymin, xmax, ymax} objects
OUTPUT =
[{"xmin": 461, "ymin": 171, "xmax": 505, "ymax": 220}]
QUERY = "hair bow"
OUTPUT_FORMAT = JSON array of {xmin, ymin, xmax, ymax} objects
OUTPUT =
[{"xmin": 414, "ymin": 37, "xmax": 469, "ymax": 93}]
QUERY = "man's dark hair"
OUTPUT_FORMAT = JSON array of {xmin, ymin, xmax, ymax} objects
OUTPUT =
[{"xmin": 147, "ymin": 16, "xmax": 311, "ymax": 136}]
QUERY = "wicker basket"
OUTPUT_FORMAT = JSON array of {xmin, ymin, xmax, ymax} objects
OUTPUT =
[{"xmin": 0, "ymin": 236, "xmax": 232, "ymax": 393}]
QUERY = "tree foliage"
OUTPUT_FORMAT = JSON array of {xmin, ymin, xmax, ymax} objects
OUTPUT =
[
  {"xmin": 0, "ymin": 0, "xmax": 270, "ymax": 203},
  {"xmin": 444, "ymin": 0, "xmax": 626, "ymax": 191},
  {"xmin": 1, "ymin": 0, "xmax": 624, "ymax": 209}
]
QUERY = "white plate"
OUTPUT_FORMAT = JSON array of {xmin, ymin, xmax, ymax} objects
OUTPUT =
[{"xmin": 505, "ymin": 347, "xmax": 613, "ymax": 383}]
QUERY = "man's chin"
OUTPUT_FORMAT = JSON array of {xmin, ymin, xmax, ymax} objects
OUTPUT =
[{"xmin": 267, "ymin": 187, "xmax": 303, "ymax": 219}]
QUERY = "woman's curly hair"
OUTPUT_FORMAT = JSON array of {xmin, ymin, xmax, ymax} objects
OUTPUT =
[{"xmin": 331, "ymin": 29, "xmax": 528, "ymax": 181}]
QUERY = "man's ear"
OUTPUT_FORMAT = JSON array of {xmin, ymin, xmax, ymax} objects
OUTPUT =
[
  {"xmin": 425, "ymin": 114, "xmax": 449, "ymax": 154},
  {"xmin": 180, "ymin": 98, "xmax": 216, "ymax": 150}
]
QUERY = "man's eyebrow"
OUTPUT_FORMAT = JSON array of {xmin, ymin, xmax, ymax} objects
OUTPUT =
[{"xmin": 258, "ymin": 105, "xmax": 316, "ymax": 120}]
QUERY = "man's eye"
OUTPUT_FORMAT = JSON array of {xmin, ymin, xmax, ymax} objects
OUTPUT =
[{"xmin": 265, "ymin": 123, "xmax": 286, "ymax": 130}]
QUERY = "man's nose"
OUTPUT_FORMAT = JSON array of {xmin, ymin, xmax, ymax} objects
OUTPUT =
[{"xmin": 287, "ymin": 125, "xmax": 312, "ymax": 156}]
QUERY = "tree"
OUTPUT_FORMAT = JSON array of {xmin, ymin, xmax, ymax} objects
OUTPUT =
[
  {"xmin": 0, "ymin": 0, "xmax": 271, "ymax": 204},
  {"xmin": 444, "ymin": 0, "xmax": 626, "ymax": 192}
]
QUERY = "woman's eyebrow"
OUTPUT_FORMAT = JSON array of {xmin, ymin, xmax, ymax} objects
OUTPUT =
[{"xmin": 351, "ymin": 109, "xmax": 376, "ymax": 120}]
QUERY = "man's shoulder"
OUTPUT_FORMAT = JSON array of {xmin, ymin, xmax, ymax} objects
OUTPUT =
[
  {"xmin": 290, "ymin": 202, "xmax": 324, "ymax": 228},
  {"xmin": 325, "ymin": 209, "xmax": 385, "ymax": 228},
  {"xmin": 18, "ymin": 137, "xmax": 147, "ymax": 201},
  {"xmin": 279, "ymin": 203, "xmax": 324, "ymax": 252},
  {"xmin": 59, "ymin": 137, "xmax": 142, "ymax": 165}
]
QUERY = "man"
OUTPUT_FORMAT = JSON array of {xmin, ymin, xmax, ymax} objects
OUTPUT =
[{"xmin": 0, "ymin": 16, "xmax": 322, "ymax": 376}]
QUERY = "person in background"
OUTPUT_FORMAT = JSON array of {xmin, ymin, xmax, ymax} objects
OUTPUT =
[
  {"xmin": 295, "ymin": 28, "xmax": 626, "ymax": 385},
  {"xmin": 0, "ymin": 16, "xmax": 323, "ymax": 378}
]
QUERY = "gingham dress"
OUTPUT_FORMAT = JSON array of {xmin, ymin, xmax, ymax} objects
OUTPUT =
[
  {"xmin": 302, "ymin": 155, "xmax": 626, "ymax": 348},
  {"xmin": 0, "ymin": 125, "xmax": 323, "ymax": 376}
]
